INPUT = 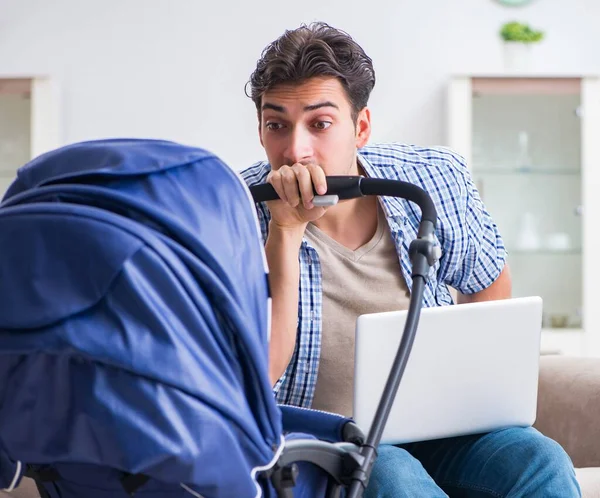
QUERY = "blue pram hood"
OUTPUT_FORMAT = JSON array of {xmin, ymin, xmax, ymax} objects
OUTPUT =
[{"xmin": 0, "ymin": 139, "xmax": 282, "ymax": 496}]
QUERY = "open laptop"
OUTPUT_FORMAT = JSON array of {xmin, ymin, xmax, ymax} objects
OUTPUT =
[{"xmin": 353, "ymin": 296, "xmax": 543, "ymax": 445}]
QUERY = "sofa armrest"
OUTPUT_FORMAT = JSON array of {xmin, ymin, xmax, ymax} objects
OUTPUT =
[
  {"xmin": 534, "ymin": 355, "xmax": 600, "ymax": 468},
  {"xmin": 0, "ymin": 477, "xmax": 39, "ymax": 497}
]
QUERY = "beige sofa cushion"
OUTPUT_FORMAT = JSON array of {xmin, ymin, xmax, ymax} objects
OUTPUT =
[
  {"xmin": 0, "ymin": 477, "xmax": 39, "ymax": 497},
  {"xmin": 536, "ymin": 357, "xmax": 600, "ymax": 468}
]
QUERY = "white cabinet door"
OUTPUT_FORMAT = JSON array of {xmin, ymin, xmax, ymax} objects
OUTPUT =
[{"xmin": 447, "ymin": 75, "xmax": 600, "ymax": 357}]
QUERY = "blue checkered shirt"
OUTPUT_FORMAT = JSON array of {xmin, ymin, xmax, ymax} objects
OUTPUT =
[{"xmin": 240, "ymin": 143, "xmax": 506, "ymax": 408}]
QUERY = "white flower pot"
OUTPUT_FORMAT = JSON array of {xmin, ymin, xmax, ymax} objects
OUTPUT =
[{"xmin": 503, "ymin": 42, "xmax": 533, "ymax": 71}]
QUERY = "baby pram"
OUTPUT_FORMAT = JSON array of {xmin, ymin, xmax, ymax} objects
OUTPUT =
[{"xmin": 0, "ymin": 139, "xmax": 438, "ymax": 498}]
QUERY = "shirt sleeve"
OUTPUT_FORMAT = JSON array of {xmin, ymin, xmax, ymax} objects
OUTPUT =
[
  {"xmin": 442, "ymin": 156, "xmax": 507, "ymax": 294},
  {"xmin": 239, "ymin": 161, "xmax": 272, "ymax": 243}
]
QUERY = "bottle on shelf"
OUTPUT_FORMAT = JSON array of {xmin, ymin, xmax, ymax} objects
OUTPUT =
[{"xmin": 516, "ymin": 130, "xmax": 532, "ymax": 172}]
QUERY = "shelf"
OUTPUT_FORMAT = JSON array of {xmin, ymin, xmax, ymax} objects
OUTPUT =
[
  {"xmin": 474, "ymin": 168, "xmax": 580, "ymax": 176},
  {"xmin": 508, "ymin": 248, "xmax": 582, "ymax": 255},
  {"xmin": 542, "ymin": 328, "xmax": 582, "ymax": 334},
  {"xmin": 540, "ymin": 328, "xmax": 584, "ymax": 356}
]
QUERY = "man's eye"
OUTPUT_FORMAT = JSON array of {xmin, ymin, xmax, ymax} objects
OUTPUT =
[
  {"xmin": 314, "ymin": 121, "xmax": 332, "ymax": 130},
  {"xmin": 266, "ymin": 122, "xmax": 283, "ymax": 131}
]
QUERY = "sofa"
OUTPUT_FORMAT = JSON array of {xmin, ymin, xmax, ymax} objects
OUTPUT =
[
  {"xmin": 3, "ymin": 356, "xmax": 599, "ymax": 497},
  {"xmin": 534, "ymin": 355, "xmax": 600, "ymax": 497}
]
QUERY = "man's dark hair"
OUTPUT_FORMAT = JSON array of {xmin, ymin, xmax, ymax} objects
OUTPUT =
[{"xmin": 247, "ymin": 22, "xmax": 376, "ymax": 121}]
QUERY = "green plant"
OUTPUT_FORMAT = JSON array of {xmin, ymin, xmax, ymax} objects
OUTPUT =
[{"xmin": 500, "ymin": 21, "xmax": 544, "ymax": 43}]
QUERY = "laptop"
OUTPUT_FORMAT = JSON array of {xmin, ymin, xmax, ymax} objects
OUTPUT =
[{"xmin": 353, "ymin": 296, "xmax": 543, "ymax": 445}]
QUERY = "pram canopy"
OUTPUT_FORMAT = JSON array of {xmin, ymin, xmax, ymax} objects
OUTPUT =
[{"xmin": 0, "ymin": 139, "xmax": 282, "ymax": 496}]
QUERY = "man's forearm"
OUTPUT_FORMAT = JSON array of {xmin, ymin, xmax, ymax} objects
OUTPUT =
[{"xmin": 265, "ymin": 222, "xmax": 305, "ymax": 385}]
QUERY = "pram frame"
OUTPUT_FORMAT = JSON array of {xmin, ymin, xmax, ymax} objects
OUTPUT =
[{"xmin": 250, "ymin": 176, "xmax": 439, "ymax": 498}]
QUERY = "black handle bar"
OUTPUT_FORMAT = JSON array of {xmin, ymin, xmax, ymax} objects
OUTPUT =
[
  {"xmin": 249, "ymin": 176, "xmax": 437, "ymax": 228},
  {"xmin": 249, "ymin": 175, "xmax": 439, "ymax": 497}
]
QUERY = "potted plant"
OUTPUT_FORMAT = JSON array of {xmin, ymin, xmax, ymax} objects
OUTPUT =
[{"xmin": 500, "ymin": 21, "xmax": 544, "ymax": 71}]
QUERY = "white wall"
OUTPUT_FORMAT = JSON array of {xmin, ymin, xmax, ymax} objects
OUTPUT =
[{"xmin": 0, "ymin": 0, "xmax": 598, "ymax": 170}]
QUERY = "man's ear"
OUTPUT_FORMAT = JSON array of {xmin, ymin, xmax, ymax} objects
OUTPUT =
[{"xmin": 355, "ymin": 107, "xmax": 371, "ymax": 149}]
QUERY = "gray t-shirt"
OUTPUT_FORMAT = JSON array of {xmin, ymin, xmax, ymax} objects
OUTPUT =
[{"xmin": 306, "ymin": 203, "xmax": 411, "ymax": 417}]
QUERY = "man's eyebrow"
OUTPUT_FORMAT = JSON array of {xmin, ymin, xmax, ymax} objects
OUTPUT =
[
  {"xmin": 261, "ymin": 102, "xmax": 286, "ymax": 113},
  {"xmin": 304, "ymin": 101, "xmax": 339, "ymax": 112},
  {"xmin": 261, "ymin": 101, "xmax": 340, "ymax": 113}
]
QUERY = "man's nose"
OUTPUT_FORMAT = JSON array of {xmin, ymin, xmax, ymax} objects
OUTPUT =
[{"xmin": 284, "ymin": 127, "xmax": 314, "ymax": 165}]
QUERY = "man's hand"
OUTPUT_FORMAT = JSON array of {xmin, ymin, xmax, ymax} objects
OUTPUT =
[{"xmin": 266, "ymin": 163, "xmax": 330, "ymax": 230}]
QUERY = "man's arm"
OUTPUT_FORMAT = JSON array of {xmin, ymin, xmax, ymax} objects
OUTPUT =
[
  {"xmin": 438, "ymin": 149, "xmax": 509, "ymax": 302},
  {"xmin": 265, "ymin": 223, "xmax": 304, "ymax": 386},
  {"xmin": 262, "ymin": 163, "xmax": 329, "ymax": 386},
  {"xmin": 457, "ymin": 264, "xmax": 512, "ymax": 304}
]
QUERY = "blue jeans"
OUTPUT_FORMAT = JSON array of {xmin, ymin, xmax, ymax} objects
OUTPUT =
[{"xmin": 364, "ymin": 427, "xmax": 581, "ymax": 497}]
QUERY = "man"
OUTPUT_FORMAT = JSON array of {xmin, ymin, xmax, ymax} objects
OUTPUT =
[{"xmin": 241, "ymin": 22, "xmax": 580, "ymax": 497}]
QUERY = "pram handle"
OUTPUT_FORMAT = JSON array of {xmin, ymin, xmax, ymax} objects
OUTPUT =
[
  {"xmin": 249, "ymin": 176, "xmax": 437, "ymax": 228},
  {"xmin": 249, "ymin": 176, "xmax": 439, "ymax": 497}
]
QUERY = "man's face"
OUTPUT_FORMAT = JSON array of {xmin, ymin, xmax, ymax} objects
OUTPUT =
[{"xmin": 258, "ymin": 77, "xmax": 371, "ymax": 175}]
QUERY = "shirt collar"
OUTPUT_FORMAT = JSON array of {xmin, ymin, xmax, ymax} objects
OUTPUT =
[{"xmin": 357, "ymin": 151, "xmax": 407, "ymax": 222}]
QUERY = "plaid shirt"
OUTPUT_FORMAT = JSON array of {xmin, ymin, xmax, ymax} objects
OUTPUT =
[{"xmin": 240, "ymin": 143, "xmax": 506, "ymax": 408}]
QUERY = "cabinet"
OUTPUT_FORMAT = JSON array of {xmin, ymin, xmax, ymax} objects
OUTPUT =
[
  {"xmin": 447, "ymin": 75, "xmax": 600, "ymax": 356},
  {"xmin": 0, "ymin": 77, "xmax": 60, "ymax": 198}
]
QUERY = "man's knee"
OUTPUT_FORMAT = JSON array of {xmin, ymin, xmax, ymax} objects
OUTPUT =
[
  {"xmin": 489, "ymin": 427, "xmax": 580, "ymax": 496},
  {"xmin": 372, "ymin": 445, "xmax": 422, "ymax": 476},
  {"xmin": 365, "ymin": 445, "xmax": 447, "ymax": 498},
  {"xmin": 496, "ymin": 427, "xmax": 573, "ymax": 469}
]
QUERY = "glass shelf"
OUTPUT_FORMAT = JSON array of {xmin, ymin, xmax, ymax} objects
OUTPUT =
[
  {"xmin": 474, "ymin": 168, "xmax": 581, "ymax": 176},
  {"xmin": 470, "ymin": 91, "xmax": 583, "ymax": 329},
  {"xmin": 508, "ymin": 248, "xmax": 582, "ymax": 256},
  {"xmin": 542, "ymin": 328, "xmax": 582, "ymax": 334}
]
